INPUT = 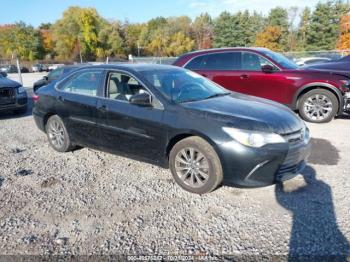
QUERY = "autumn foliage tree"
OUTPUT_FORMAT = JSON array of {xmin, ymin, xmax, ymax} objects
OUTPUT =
[
  {"xmin": 337, "ymin": 13, "xmax": 350, "ymax": 49},
  {"xmin": 254, "ymin": 26, "xmax": 283, "ymax": 51},
  {"xmin": 2, "ymin": 2, "xmax": 350, "ymax": 62}
]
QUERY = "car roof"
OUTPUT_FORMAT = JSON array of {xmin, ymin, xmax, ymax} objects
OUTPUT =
[
  {"xmin": 180, "ymin": 47, "xmax": 271, "ymax": 56},
  {"xmin": 72, "ymin": 63, "xmax": 179, "ymax": 73}
]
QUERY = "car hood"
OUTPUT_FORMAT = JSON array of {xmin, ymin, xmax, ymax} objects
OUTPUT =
[
  {"xmin": 0, "ymin": 77, "xmax": 21, "ymax": 88},
  {"xmin": 304, "ymin": 63, "xmax": 350, "ymax": 77},
  {"xmin": 182, "ymin": 93, "xmax": 304, "ymax": 135}
]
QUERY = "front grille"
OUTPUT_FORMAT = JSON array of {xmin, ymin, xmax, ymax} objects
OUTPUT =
[
  {"xmin": 281, "ymin": 129, "xmax": 304, "ymax": 145},
  {"xmin": 0, "ymin": 88, "xmax": 15, "ymax": 105}
]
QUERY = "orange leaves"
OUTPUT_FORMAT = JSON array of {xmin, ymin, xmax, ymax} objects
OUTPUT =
[
  {"xmin": 254, "ymin": 26, "xmax": 283, "ymax": 51},
  {"xmin": 337, "ymin": 13, "xmax": 350, "ymax": 49}
]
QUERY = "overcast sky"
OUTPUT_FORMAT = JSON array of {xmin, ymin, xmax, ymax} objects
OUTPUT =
[{"xmin": 1, "ymin": 0, "xmax": 323, "ymax": 26}]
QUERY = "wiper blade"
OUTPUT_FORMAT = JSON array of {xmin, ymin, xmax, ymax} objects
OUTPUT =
[{"xmin": 204, "ymin": 92, "xmax": 231, "ymax": 100}]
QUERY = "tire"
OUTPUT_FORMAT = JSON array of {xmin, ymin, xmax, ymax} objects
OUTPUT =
[
  {"xmin": 169, "ymin": 136, "xmax": 223, "ymax": 194},
  {"xmin": 298, "ymin": 89, "xmax": 338, "ymax": 123},
  {"xmin": 46, "ymin": 115, "xmax": 74, "ymax": 152}
]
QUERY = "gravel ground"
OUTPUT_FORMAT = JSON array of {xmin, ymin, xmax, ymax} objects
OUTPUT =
[{"xmin": 0, "ymin": 74, "xmax": 349, "ymax": 259}]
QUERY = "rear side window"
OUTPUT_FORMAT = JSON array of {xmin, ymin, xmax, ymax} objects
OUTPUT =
[
  {"xmin": 60, "ymin": 70, "xmax": 102, "ymax": 96},
  {"xmin": 185, "ymin": 52, "xmax": 241, "ymax": 70}
]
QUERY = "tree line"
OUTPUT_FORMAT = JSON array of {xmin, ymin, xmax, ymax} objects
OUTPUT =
[{"xmin": 0, "ymin": 1, "xmax": 350, "ymax": 62}]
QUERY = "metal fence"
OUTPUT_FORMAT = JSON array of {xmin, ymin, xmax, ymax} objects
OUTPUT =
[
  {"xmin": 284, "ymin": 50, "xmax": 350, "ymax": 61},
  {"xmin": 129, "ymin": 56, "xmax": 178, "ymax": 65}
]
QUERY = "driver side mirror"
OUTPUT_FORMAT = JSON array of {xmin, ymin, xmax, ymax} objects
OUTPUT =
[
  {"xmin": 129, "ymin": 91, "xmax": 152, "ymax": 107},
  {"xmin": 261, "ymin": 64, "xmax": 275, "ymax": 73},
  {"xmin": 43, "ymin": 76, "xmax": 48, "ymax": 81}
]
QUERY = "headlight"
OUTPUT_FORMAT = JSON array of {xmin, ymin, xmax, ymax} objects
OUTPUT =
[
  {"xmin": 222, "ymin": 127, "xmax": 286, "ymax": 148},
  {"xmin": 17, "ymin": 86, "xmax": 26, "ymax": 94},
  {"xmin": 303, "ymin": 127, "xmax": 311, "ymax": 143},
  {"xmin": 340, "ymin": 79, "xmax": 350, "ymax": 86}
]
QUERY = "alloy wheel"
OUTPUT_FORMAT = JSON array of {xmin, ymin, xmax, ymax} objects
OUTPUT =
[
  {"xmin": 48, "ymin": 120, "xmax": 65, "ymax": 149},
  {"xmin": 303, "ymin": 94, "xmax": 333, "ymax": 121},
  {"xmin": 174, "ymin": 147, "xmax": 210, "ymax": 188}
]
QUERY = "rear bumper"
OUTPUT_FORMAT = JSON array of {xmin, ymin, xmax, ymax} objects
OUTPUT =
[
  {"xmin": 33, "ymin": 107, "xmax": 46, "ymax": 132},
  {"xmin": 219, "ymin": 135, "xmax": 311, "ymax": 188}
]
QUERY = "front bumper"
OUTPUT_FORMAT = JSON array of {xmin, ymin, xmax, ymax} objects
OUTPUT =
[
  {"xmin": 218, "ymin": 130, "xmax": 311, "ymax": 188},
  {"xmin": 344, "ymin": 92, "xmax": 350, "ymax": 112},
  {"xmin": 0, "ymin": 92, "xmax": 27, "ymax": 112}
]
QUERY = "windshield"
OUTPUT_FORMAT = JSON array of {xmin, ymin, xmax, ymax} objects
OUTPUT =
[
  {"xmin": 142, "ymin": 68, "xmax": 230, "ymax": 103},
  {"xmin": 260, "ymin": 50, "xmax": 298, "ymax": 69}
]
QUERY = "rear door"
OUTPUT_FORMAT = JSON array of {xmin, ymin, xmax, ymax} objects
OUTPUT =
[
  {"xmin": 96, "ymin": 70, "xmax": 167, "ymax": 163},
  {"xmin": 55, "ymin": 69, "xmax": 104, "ymax": 147},
  {"xmin": 185, "ymin": 52, "xmax": 246, "ymax": 93}
]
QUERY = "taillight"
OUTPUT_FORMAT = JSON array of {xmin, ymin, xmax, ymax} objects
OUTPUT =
[{"xmin": 32, "ymin": 95, "xmax": 40, "ymax": 103}]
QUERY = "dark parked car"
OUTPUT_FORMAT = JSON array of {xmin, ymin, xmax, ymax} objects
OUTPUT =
[
  {"xmin": 32, "ymin": 63, "xmax": 49, "ymax": 73},
  {"xmin": 305, "ymin": 55, "xmax": 350, "ymax": 77},
  {"xmin": 0, "ymin": 74, "xmax": 27, "ymax": 114},
  {"xmin": 1, "ymin": 65, "xmax": 29, "ymax": 74},
  {"xmin": 174, "ymin": 48, "xmax": 350, "ymax": 123},
  {"xmin": 33, "ymin": 64, "xmax": 311, "ymax": 194},
  {"xmin": 33, "ymin": 65, "xmax": 87, "ymax": 93}
]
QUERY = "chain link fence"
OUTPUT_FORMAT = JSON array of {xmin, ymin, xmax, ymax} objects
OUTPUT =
[
  {"xmin": 284, "ymin": 50, "xmax": 350, "ymax": 61},
  {"xmin": 129, "ymin": 56, "xmax": 178, "ymax": 65}
]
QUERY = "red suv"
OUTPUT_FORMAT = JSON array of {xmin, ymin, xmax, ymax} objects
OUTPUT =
[{"xmin": 174, "ymin": 48, "xmax": 350, "ymax": 123}]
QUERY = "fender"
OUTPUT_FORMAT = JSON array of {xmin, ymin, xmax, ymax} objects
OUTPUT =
[{"xmin": 292, "ymin": 82, "xmax": 344, "ymax": 115}]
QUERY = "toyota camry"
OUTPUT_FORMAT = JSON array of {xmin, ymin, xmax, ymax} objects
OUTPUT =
[{"xmin": 33, "ymin": 64, "xmax": 311, "ymax": 194}]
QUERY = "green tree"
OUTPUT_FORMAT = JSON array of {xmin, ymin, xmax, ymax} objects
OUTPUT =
[
  {"xmin": 213, "ymin": 12, "xmax": 235, "ymax": 47},
  {"xmin": 266, "ymin": 7, "xmax": 289, "ymax": 50},
  {"xmin": 124, "ymin": 22, "xmax": 146, "ymax": 56},
  {"xmin": 97, "ymin": 21, "xmax": 124, "ymax": 59},
  {"xmin": 192, "ymin": 13, "xmax": 213, "ymax": 49},
  {"xmin": 53, "ymin": 6, "xmax": 104, "ymax": 61},
  {"xmin": 165, "ymin": 32, "xmax": 195, "ymax": 56},
  {"xmin": 296, "ymin": 7, "xmax": 311, "ymax": 51},
  {"xmin": 306, "ymin": 1, "xmax": 349, "ymax": 50},
  {"xmin": 0, "ymin": 22, "xmax": 43, "ymax": 60},
  {"xmin": 213, "ymin": 11, "xmax": 265, "ymax": 48}
]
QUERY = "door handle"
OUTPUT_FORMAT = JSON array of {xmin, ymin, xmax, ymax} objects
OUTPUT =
[
  {"xmin": 201, "ymin": 74, "xmax": 208, "ymax": 77},
  {"xmin": 240, "ymin": 74, "xmax": 249, "ymax": 79},
  {"xmin": 98, "ymin": 105, "xmax": 107, "ymax": 112}
]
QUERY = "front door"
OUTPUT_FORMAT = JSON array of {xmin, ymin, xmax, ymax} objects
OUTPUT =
[{"xmin": 96, "ymin": 71, "xmax": 167, "ymax": 163}]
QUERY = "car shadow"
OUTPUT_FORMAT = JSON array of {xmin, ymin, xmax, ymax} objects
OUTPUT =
[
  {"xmin": 275, "ymin": 166, "xmax": 350, "ymax": 260},
  {"xmin": 336, "ymin": 112, "xmax": 350, "ymax": 120}
]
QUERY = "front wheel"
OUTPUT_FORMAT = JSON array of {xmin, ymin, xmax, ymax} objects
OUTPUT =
[
  {"xmin": 298, "ymin": 89, "xmax": 338, "ymax": 123},
  {"xmin": 46, "ymin": 115, "xmax": 74, "ymax": 152},
  {"xmin": 169, "ymin": 136, "xmax": 223, "ymax": 194}
]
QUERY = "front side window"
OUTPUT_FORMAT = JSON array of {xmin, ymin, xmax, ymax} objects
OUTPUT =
[
  {"xmin": 60, "ymin": 70, "xmax": 102, "ymax": 96},
  {"xmin": 260, "ymin": 50, "xmax": 297, "ymax": 69},
  {"xmin": 242, "ymin": 52, "xmax": 277, "ymax": 71},
  {"xmin": 142, "ymin": 68, "xmax": 230, "ymax": 103},
  {"xmin": 106, "ymin": 72, "xmax": 146, "ymax": 102}
]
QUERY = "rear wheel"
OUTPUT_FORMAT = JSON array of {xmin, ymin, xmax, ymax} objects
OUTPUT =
[
  {"xmin": 46, "ymin": 115, "xmax": 74, "ymax": 152},
  {"xmin": 169, "ymin": 136, "xmax": 223, "ymax": 194},
  {"xmin": 298, "ymin": 89, "xmax": 338, "ymax": 123}
]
